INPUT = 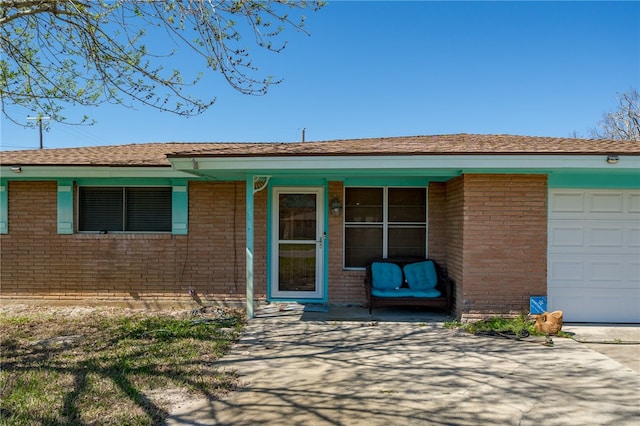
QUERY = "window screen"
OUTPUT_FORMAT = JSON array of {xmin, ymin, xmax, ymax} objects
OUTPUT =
[
  {"xmin": 344, "ymin": 187, "xmax": 426, "ymax": 268},
  {"xmin": 126, "ymin": 188, "xmax": 172, "ymax": 231},
  {"xmin": 78, "ymin": 187, "xmax": 171, "ymax": 232}
]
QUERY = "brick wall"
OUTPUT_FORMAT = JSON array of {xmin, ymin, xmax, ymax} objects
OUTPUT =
[
  {"xmin": 449, "ymin": 174, "xmax": 548, "ymax": 320},
  {"xmin": 1, "ymin": 176, "xmax": 548, "ymax": 316},
  {"xmin": 1, "ymin": 182, "xmax": 59, "ymax": 297},
  {"xmin": 428, "ymin": 182, "xmax": 448, "ymax": 266},
  {"xmin": 445, "ymin": 177, "xmax": 465, "ymax": 315},
  {"xmin": 0, "ymin": 181, "xmax": 267, "ymax": 307},
  {"xmin": 327, "ymin": 181, "xmax": 367, "ymax": 304},
  {"xmin": 183, "ymin": 181, "xmax": 267, "ymax": 303}
]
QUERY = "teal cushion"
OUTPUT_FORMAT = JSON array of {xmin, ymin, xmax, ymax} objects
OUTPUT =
[
  {"xmin": 408, "ymin": 289, "xmax": 442, "ymax": 298},
  {"xmin": 371, "ymin": 262, "xmax": 403, "ymax": 290},
  {"xmin": 371, "ymin": 288, "xmax": 441, "ymax": 298},
  {"xmin": 371, "ymin": 287, "xmax": 407, "ymax": 297},
  {"xmin": 404, "ymin": 261, "xmax": 438, "ymax": 290}
]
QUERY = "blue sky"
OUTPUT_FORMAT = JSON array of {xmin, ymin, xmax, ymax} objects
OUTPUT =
[{"xmin": 1, "ymin": 1, "xmax": 639, "ymax": 150}]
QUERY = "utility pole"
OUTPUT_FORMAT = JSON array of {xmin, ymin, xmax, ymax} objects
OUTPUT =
[{"xmin": 27, "ymin": 114, "xmax": 51, "ymax": 149}]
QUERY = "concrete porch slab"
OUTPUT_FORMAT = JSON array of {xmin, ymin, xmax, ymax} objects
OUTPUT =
[{"xmin": 166, "ymin": 306, "xmax": 640, "ymax": 425}]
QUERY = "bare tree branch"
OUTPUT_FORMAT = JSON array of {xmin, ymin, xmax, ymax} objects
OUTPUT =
[
  {"xmin": 0, "ymin": 0, "xmax": 325, "ymax": 125},
  {"xmin": 590, "ymin": 89, "xmax": 640, "ymax": 141}
]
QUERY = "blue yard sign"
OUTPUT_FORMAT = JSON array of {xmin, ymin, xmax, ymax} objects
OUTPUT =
[{"xmin": 530, "ymin": 296, "xmax": 547, "ymax": 314}]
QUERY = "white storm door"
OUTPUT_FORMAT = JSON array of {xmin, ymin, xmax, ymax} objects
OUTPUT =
[{"xmin": 271, "ymin": 187, "xmax": 324, "ymax": 299}]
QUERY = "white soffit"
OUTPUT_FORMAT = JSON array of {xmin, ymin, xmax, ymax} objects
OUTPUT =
[{"xmin": 170, "ymin": 154, "xmax": 640, "ymax": 172}]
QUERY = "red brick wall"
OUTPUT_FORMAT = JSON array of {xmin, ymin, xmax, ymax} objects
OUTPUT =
[
  {"xmin": 0, "ymin": 181, "xmax": 267, "ymax": 307},
  {"xmin": 449, "ymin": 174, "xmax": 548, "ymax": 320},
  {"xmin": 445, "ymin": 177, "xmax": 465, "ymax": 315},
  {"xmin": 1, "ymin": 182, "xmax": 59, "ymax": 297},
  {"xmin": 327, "ymin": 181, "xmax": 366, "ymax": 303},
  {"xmin": 183, "ymin": 181, "xmax": 267, "ymax": 303},
  {"xmin": 428, "ymin": 182, "xmax": 448, "ymax": 266},
  {"xmin": 1, "ymin": 176, "xmax": 547, "ymax": 316}
]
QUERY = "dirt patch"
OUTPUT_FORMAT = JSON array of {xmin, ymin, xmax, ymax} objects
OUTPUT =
[{"xmin": 1, "ymin": 303, "xmax": 244, "ymax": 425}]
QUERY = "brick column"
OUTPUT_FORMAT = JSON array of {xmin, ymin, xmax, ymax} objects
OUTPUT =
[{"xmin": 447, "ymin": 174, "xmax": 548, "ymax": 320}]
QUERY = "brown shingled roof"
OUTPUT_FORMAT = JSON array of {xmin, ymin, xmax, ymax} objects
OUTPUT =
[
  {"xmin": 1, "ymin": 134, "xmax": 637, "ymax": 167},
  {"xmin": 0, "ymin": 143, "xmax": 211, "ymax": 167},
  {"xmin": 169, "ymin": 134, "xmax": 640, "ymax": 158}
]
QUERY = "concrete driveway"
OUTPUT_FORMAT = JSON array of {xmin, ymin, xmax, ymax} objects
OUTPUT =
[{"xmin": 166, "ymin": 306, "xmax": 640, "ymax": 426}]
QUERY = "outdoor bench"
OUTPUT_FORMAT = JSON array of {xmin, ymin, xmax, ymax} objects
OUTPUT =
[{"xmin": 364, "ymin": 257, "xmax": 453, "ymax": 314}]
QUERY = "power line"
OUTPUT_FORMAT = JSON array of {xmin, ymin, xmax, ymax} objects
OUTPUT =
[
  {"xmin": 54, "ymin": 123, "xmax": 113, "ymax": 147},
  {"xmin": 26, "ymin": 114, "xmax": 51, "ymax": 149}
]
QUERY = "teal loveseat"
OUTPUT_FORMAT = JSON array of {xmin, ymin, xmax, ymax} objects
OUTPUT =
[{"xmin": 364, "ymin": 257, "xmax": 453, "ymax": 314}]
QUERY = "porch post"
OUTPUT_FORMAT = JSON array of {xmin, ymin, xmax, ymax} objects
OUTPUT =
[{"xmin": 245, "ymin": 175, "xmax": 255, "ymax": 319}]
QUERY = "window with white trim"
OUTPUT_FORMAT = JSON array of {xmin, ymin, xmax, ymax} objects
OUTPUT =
[
  {"xmin": 344, "ymin": 187, "xmax": 426, "ymax": 268},
  {"xmin": 78, "ymin": 187, "xmax": 172, "ymax": 232}
]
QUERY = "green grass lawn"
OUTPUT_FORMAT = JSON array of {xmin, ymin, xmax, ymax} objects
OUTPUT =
[{"xmin": 0, "ymin": 306, "xmax": 245, "ymax": 425}]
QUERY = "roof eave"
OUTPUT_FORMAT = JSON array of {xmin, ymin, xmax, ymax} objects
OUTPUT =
[
  {"xmin": 170, "ymin": 153, "xmax": 640, "ymax": 174},
  {"xmin": 0, "ymin": 165, "xmax": 190, "ymax": 179}
]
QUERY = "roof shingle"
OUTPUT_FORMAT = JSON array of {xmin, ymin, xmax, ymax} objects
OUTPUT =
[{"xmin": 1, "ymin": 134, "xmax": 637, "ymax": 167}]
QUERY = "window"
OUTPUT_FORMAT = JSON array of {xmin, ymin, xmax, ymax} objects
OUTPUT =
[
  {"xmin": 344, "ymin": 187, "xmax": 426, "ymax": 268},
  {"xmin": 78, "ymin": 187, "xmax": 172, "ymax": 232}
]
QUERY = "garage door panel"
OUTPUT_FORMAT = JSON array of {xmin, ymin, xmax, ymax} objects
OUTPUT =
[
  {"xmin": 591, "ymin": 261, "xmax": 624, "ymax": 281},
  {"xmin": 549, "ymin": 221, "xmax": 639, "ymax": 254},
  {"xmin": 629, "ymin": 262, "xmax": 640, "ymax": 283},
  {"xmin": 549, "ymin": 254, "xmax": 637, "ymax": 288},
  {"xmin": 549, "ymin": 288, "xmax": 640, "ymax": 323},
  {"xmin": 589, "ymin": 227, "xmax": 623, "ymax": 247},
  {"xmin": 549, "ymin": 259, "xmax": 584, "ymax": 281},
  {"xmin": 550, "ymin": 191, "xmax": 585, "ymax": 213},
  {"xmin": 629, "ymin": 193, "xmax": 640, "ymax": 213},
  {"xmin": 549, "ymin": 226, "xmax": 584, "ymax": 247},
  {"xmin": 630, "ymin": 228, "xmax": 640, "ymax": 248},
  {"xmin": 590, "ymin": 192, "xmax": 624, "ymax": 213},
  {"xmin": 550, "ymin": 190, "xmax": 639, "ymax": 219},
  {"xmin": 548, "ymin": 189, "xmax": 640, "ymax": 323},
  {"xmin": 549, "ymin": 292, "xmax": 584, "ymax": 319}
]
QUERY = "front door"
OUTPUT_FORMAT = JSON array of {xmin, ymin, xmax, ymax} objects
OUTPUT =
[{"xmin": 271, "ymin": 187, "xmax": 324, "ymax": 300}]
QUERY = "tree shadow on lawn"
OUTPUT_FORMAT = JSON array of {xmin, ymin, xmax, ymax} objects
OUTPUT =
[{"xmin": 0, "ymin": 310, "xmax": 243, "ymax": 425}]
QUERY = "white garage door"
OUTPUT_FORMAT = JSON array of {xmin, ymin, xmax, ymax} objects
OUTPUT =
[{"xmin": 548, "ymin": 189, "xmax": 640, "ymax": 323}]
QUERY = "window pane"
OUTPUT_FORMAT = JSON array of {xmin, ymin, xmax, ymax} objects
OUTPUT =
[
  {"xmin": 279, "ymin": 194, "xmax": 316, "ymax": 240},
  {"xmin": 343, "ymin": 186, "xmax": 427, "ymax": 268},
  {"xmin": 388, "ymin": 226, "xmax": 426, "ymax": 258},
  {"xmin": 388, "ymin": 188, "xmax": 426, "ymax": 222},
  {"xmin": 78, "ymin": 187, "xmax": 123, "ymax": 231},
  {"xmin": 278, "ymin": 243, "xmax": 316, "ymax": 291},
  {"xmin": 345, "ymin": 188, "xmax": 383, "ymax": 223},
  {"xmin": 345, "ymin": 226, "xmax": 383, "ymax": 268},
  {"xmin": 126, "ymin": 187, "xmax": 172, "ymax": 232}
]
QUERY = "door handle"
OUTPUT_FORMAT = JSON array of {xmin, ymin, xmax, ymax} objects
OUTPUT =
[{"xmin": 316, "ymin": 232, "xmax": 327, "ymax": 245}]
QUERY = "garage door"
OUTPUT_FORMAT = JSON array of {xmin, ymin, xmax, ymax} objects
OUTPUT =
[{"xmin": 548, "ymin": 189, "xmax": 640, "ymax": 323}]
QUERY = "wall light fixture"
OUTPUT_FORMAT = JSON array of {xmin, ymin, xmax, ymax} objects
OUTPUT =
[{"xmin": 330, "ymin": 196, "xmax": 343, "ymax": 217}]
